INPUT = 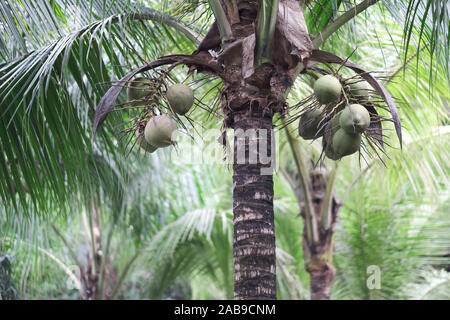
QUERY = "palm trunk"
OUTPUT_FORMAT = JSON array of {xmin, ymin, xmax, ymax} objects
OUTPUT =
[
  {"xmin": 303, "ymin": 169, "xmax": 339, "ymax": 300},
  {"xmin": 309, "ymin": 263, "xmax": 335, "ymax": 300},
  {"xmin": 232, "ymin": 102, "xmax": 276, "ymax": 300}
]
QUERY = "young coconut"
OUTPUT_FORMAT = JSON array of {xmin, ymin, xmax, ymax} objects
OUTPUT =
[
  {"xmin": 144, "ymin": 115, "xmax": 177, "ymax": 148},
  {"xmin": 313, "ymin": 75, "xmax": 342, "ymax": 105},
  {"xmin": 137, "ymin": 134, "xmax": 157, "ymax": 153},
  {"xmin": 298, "ymin": 106, "xmax": 325, "ymax": 140},
  {"xmin": 324, "ymin": 143, "xmax": 341, "ymax": 160},
  {"xmin": 322, "ymin": 113, "xmax": 342, "ymax": 160},
  {"xmin": 339, "ymin": 104, "xmax": 370, "ymax": 134},
  {"xmin": 332, "ymin": 128, "xmax": 361, "ymax": 157},
  {"xmin": 127, "ymin": 77, "xmax": 153, "ymax": 106},
  {"xmin": 166, "ymin": 83, "xmax": 194, "ymax": 115},
  {"xmin": 348, "ymin": 80, "xmax": 370, "ymax": 99}
]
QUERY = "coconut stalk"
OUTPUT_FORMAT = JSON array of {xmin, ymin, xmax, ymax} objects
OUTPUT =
[
  {"xmin": 208, "ymin": 0, "xmax": 233, "ymax": 44},
  {"xmin": 312, "ymin": 0, "xmax": 381, "ymax": 49},
  {"xmin": 255, "ymin": 0, "xmax": 279, "ymax": 67}
]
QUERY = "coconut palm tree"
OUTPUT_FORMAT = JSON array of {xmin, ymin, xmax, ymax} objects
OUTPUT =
[{"xmin": 0, "ymin": 0, "xmax": 448, "ymax": 300}]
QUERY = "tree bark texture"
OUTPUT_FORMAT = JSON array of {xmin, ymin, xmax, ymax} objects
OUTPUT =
[
  {"xmin": 232, "ymin": 104, "xmax": 276, "ymax": 300},
  {"xmin": 200, "ymin": 0, "xmax": 312, "ymax": 300},
  {"xmin": 309, "ymin": 263, "xmax": 335, "ymax": 300},
  {"xmin": 302, "ymin": 169, "xmax": 339, "ymax": 300}
]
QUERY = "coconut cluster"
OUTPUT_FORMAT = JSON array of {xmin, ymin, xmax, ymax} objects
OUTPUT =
[
  {"xmin": 127, "ymin": 79, "xmax": 195, "ymax": 116},
  {"xmin": 298, "ymin": 74, "xmax": 372, "ymax": 160},
  {"xmin": 322, "ymin": 104, "xmax": 369, "ymax": 159},
  {"xmin": 126, "ymin": 78, "xmax": 195, "ymax": 154}
]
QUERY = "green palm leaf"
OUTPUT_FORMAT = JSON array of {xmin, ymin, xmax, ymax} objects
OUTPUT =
[{"xmin": 0, "ymin": 0, "xmax": 200, "ymax": 213}]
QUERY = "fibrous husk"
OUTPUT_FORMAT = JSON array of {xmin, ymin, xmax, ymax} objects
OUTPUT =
[
  {"xmin": 144, "ymin": 115, "xmax": 177, "ymax": 148},
  {"xmin": 340, "ymin": 104, "xmax": 370, "ymax": 134},
  {"xmin": 166, "ymin": 83, "xmax": 195, "ymax": 115},
  {"xmin": 332, "ymin": 128, "xmax": 361, "ymax": 157},
  {"xmin": 127, "ymin": 77, "xmax": 152, "ymax": 105},
  {"xmin": 298, "ymin": 106, "xmax": 325, "ymax": 140},
  {"xmin": 313, "ymin": 75, "xmax": 342, "ymax": 105}
]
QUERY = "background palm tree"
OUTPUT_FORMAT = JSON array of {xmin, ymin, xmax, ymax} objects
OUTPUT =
[{"xmin": 0, "ymin": 0, "xmax": 449, "ymax": 300}]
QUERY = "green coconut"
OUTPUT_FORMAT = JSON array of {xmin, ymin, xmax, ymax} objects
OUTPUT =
[
  {"xmin": 137, "ymin": 135, "xmax": 157, "ymax": 153},
  {"xmin": 323, "ymin": 112, "xmax": 341, "ymax": 141},
  {"xmin": 339, "ymin": 104, "xmax": 370, "ymax": 134},
  {"xmin": 348, "ymin": 80, "xmax": 369, "ymax": 99},
  {"xmin": 322, "ymin": 113, "xmax": 342, "ymax": 160},
  {"xmin": 166, "ymin": 83, "xmax": 194, "ymax": 115},
  {"xmin": 313, "ymin": 75, "xmax": 342, "ymax": 105},
  {"xmin": 332, "ymin": 128, "xmax": 361, "ymax": 157},
  {"xmin": 324, "ymin": 144, "xmax": 341, "ymax": 160},
  {"xmin": 127, "ymin": 77, "xmax": 153, "ymax": 105},
  {"xmin": 144, "ymin": 115, "xmax": 177, "ymax": 148},
  {"xmin": 298, "ymin": 106, "xmax": 325, "ymax": 140}
]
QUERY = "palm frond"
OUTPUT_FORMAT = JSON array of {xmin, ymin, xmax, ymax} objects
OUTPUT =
[
  {"xmin": 380, "ymin": 0, "xmax": 449, "ymax": 80},
  {"xmin": 332, "ymin": 187, "xmax": 450, "ymax": 299},
  {"xmin": 0, "ymin": 0, "xmax": 201, "ymax": 214},
  {"xmin": 405, "ymin": 268, "xmax": 450, "ymax": 300},
  {"xmin": 304, "ymin": 0, "xmax": 342, "ymax": 35}
]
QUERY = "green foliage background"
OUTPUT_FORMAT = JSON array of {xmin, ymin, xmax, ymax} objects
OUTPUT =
[{"xmin": 0, "ymin": 0, "xmax": 448, "ymax": 299}]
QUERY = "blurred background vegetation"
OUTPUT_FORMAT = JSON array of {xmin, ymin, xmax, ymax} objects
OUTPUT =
[{"xmin": 0, "ymin": 0, "xmax": 449, "ymax": 299}]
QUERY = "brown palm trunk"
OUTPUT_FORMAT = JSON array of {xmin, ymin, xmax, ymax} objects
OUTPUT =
[
  {"xmin": 309, "ymin": 263, "xmax": 335, "ymax": 300},
  {"xmin": 303, "ymin": 169, "xmax": 339, "ymax": 300},
  {"xmin": 200, "ymin": 0, "xmax": 311, "ymax": 300},
  {"xmin": 232, "ymin": 102, "xmax": 276, "ymax": 300}
]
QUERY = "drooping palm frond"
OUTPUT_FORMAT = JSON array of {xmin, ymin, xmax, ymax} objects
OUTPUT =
[
  {"xmin": 0, "ymin": 0, "xmax": 201, "ymax": 60},
  {"xmin": 145, "ymin": 239, "xmax": 215, "ymax": 299},
  {"xmin": 0, "ymin": 0, "xmax": 201, "ymax": 214},
  {"xmin": 304, "ymin": 0, "xmax": 342, "ymax": 35},
  {"xmin": 383, "ymin": 0, "xmax": 450, "ymax": 81},
  {"xmin": 0, "ymin": 145, "xmax": 132, "ymax": 299},
  {"xmin": 304, "ymin": 0, "xmax": 449, "ymax": 83},
  {"xmin": 276, "ymin": 248, "xmax": 309, "ymax": 300},
  {"xmin": 118, "ymin": 159, "xmax": 232, "ymax": 299}
]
